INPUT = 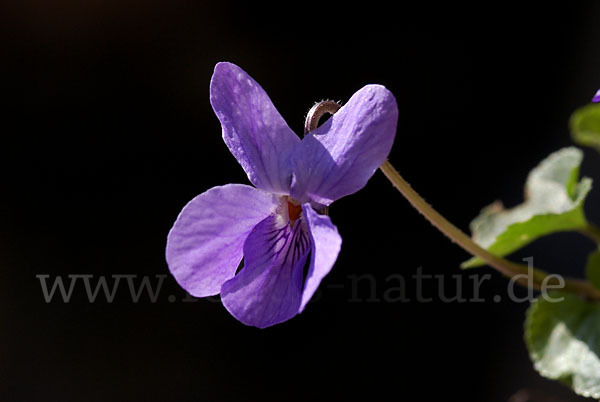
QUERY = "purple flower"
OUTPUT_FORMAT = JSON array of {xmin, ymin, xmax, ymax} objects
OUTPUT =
[
  {"xmin": 593, "ymin": 89, "xmax": 600, "ymax": 103},
  {"xmin": 166, "ymin": 62, "xmax": 398, "ymax": 328}
]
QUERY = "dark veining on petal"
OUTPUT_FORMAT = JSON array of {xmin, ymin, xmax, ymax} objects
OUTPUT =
[{"xmin": 226, "ymin": 212, "xmax": 313, "ymax": 326}]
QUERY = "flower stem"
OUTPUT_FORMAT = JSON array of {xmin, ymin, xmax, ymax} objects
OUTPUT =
[
  {"xmin": 304, "ymin": 101, "xmax": 341, "ymax": 135},
  {"xmin": 379, "ymin": 160, "xmax": 600, "ymax": 300}
]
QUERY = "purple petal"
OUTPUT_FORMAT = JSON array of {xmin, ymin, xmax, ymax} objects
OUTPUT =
[
  {"xmin": 300, "ymin": 205, "xmax": 342, "ymax": 311},
  {"xmin": 290, "ymin": 85, "xmax": 398, "ymax": 205},
  {"xmin": 593, "ymin": 89, "xmax": 600, "ymax": 103},
  {"xmin": 220, "ymin": 214, "xmax": 311, "ymax": 328},
  {"xmin": 210, "ymin": 62, "xmax": 300, "ymax": 194},
  {"xmin": 166, "ymin": 184, "xmax": 280, "ymax": 297}
]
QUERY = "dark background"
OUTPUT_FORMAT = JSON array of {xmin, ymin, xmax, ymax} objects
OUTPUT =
[{"xmin": 2, "ymin": 2, "xmax": 600, "ymax": 401}]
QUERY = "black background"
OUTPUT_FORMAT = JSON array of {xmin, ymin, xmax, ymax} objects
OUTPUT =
[{"xmin": 2, "ymin": 2, "xmax": 600, "ymax": 401}]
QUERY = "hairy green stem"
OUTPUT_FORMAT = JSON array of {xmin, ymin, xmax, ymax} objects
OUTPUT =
[
  {"xmin": 380, "ymin": 160, "xmax": 600, "ymax": 300},
  {"xmin": 302, "ymin": 99, "xmax": 600, "ymax": 300}
]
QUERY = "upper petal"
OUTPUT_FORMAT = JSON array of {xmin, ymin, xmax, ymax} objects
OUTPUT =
[
  {"xmin": 300, "ymin": 204, "xmax": 342, "ymax": 311},
  {"xmin": 290, "ymin": 85, "xmax": 398, "ymax": 205},
  {"xmin": 210, "ymin": 62, "xmax": 300, "ymax": 194},
  {"xmin": 166, "ymin": 184, "xmax": 279, "ymax": 297},
  {"xmin": 220, "ymin": 214, "xmax": 311, "ymax": 328}
]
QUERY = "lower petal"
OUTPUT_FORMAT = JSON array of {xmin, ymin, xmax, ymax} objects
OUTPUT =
[
  {"xmin": 166, "ymin": 184, "xmax": 279, "ymax": 297},
  {"xmin": 221, "ymin": 214, "xmax": 311, "ymax": 328},
  {"xmin": 300, "ymin": 204, "xmax": 342, "ymax": 311}
]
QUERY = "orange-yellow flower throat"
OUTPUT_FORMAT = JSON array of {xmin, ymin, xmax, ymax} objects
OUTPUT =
[{"xmin": 287, "ymin": 200, "xmax": 302, "ymax": 224}]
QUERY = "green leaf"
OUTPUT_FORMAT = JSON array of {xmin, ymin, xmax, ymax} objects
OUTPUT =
[
  {"xmin": 586, "ymin": 249, "xmax": 600, "ymax": 290},
  {"xmin": 571, "ymin": 103, "xmax": 600, "ymax": 152},
  {"xmin": 525, "ymin": 292, "xmax": 600, "ymax": 399},
  {"xmin": 462, "ymin": 147, "xmax": 591, "ymax": 268}
]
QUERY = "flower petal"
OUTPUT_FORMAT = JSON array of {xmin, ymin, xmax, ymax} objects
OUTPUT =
[
  {"xmin": 166, "ymin": 184, "xmax": 280, "ymax": 297},
  {"xmin": 220, "ymin": 214, "xmax": 311, "ymax": 328},
  {"xmin": 291, "ymin": 85, "xmax": 398, "ymax": 205},
  {"xmin": 300, "ymin": 205, "xmax": 342, "ymax": 311},
  {"xmin": 210, "ymin": 62, "xmax": 300, "ymax": 194}
]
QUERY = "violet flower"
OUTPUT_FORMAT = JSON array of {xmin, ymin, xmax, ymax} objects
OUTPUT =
[
  {"xmin": 593, "ymin": 89, "xmax": 600, "ymax": 103},
  {"xmin": 166, "ymin": 62, "xmax": 398, "ymax": 328}
]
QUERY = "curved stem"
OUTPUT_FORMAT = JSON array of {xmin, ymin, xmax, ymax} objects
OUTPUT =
[
  {"xmin": 302, "ymin": 100, "xmax": 600, "ymax": 299},
  {"xmin": 304, "ymin": 101, "xmax": 340, "ymax": 134},
  {"xmin": 380, "ymin": 160, "xmax": 600, "ymax": 300}
]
